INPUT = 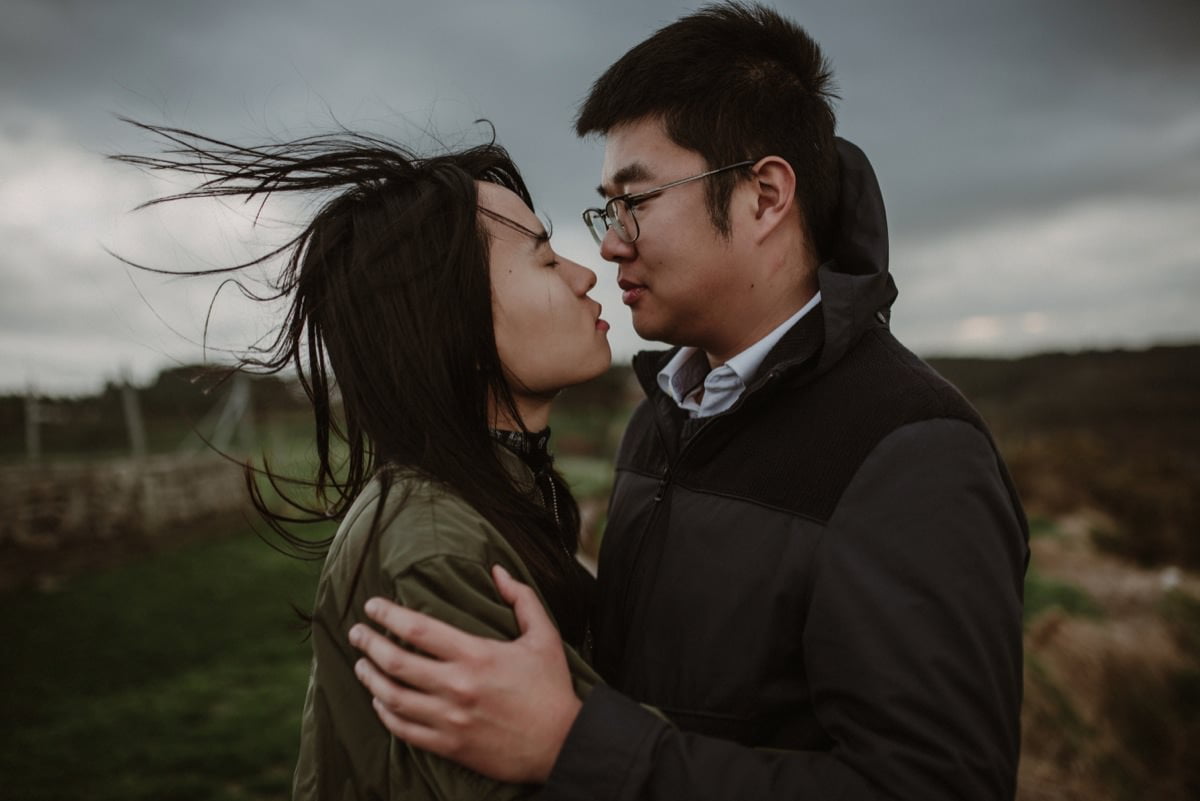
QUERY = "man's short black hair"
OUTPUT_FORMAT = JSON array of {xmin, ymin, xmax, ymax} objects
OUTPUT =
[{"xmin": 576, "ymin": 2, "xmax": 839, "ymax": 254}]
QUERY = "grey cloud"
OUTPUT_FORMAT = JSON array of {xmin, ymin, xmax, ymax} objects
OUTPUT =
[{"xmin": 1, "ymin": 0, "xmax": 1197, "ymax": 391}]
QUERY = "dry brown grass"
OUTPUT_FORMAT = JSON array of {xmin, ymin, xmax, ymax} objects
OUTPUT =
[{"xmin": 1018, "ymin": 513, "xmax": 1200, "ymax": 800}]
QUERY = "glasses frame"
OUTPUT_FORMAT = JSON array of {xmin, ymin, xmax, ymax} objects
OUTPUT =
[{"xmin": 582, "ymin": 159, "xmax": 757, "ymax": 245}]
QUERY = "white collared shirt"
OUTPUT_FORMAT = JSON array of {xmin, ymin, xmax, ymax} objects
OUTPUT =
[{"xmin": 656, "ymin": 293, "xmax": 821, "ymax": 419}]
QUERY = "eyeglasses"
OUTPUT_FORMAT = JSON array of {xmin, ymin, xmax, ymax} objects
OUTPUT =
[{"xmin": 581, "ymin": 159, "xmax": 756, "ymax": 245}]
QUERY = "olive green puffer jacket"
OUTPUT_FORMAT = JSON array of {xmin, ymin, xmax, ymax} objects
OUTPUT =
[{"xmin": 292, "ymin": 447, "xmax": 601, "ymax": 800}]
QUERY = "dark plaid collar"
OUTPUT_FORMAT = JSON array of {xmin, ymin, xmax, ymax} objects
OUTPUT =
[{"xmin": 489, "ymin": 427, "xmax": 554, "ymax": 472}]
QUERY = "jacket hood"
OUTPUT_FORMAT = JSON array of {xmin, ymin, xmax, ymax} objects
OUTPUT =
[
  {"xmin": 631, "ymin": 137, "xmax": 895, "ymax": 389},
  {"xmin": 816, "ymin": 137, "xmax": 896, "ymax": 372}
]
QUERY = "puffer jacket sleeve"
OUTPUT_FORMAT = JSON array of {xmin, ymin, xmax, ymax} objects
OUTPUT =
[
  {"xmin": 542, "ymin": 418, "xmax": 1028, "ymax": 801},
  {"xmin": 385, "ymin": 505, "xmax": 603, "ymax": 800}
]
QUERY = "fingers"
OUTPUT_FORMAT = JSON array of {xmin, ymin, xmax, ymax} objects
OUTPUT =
[
  {"xmin": 370, "ymin": 696, "xmax": 454, "ymax": 756},
  {"xmin": 359, "ymin": 667, "xmax": 458, "ymax": 758},
  {"xmin": 491, "ymin": 563, "xmax": 522, "ymax": 604},
  {"xmin": 492, "ymin": 563, "xmax": 555, "ymax": 641},
  {"xmin": 361, "ymin": 597, "xmax": 477, "ymax": 662},
  {"xmin": 349, "ymin": 622, "xmax": 454, "ymax": 693},
  {"xmin": 353, "ymin": 656, "xmax": 445, "ymax": 724}
]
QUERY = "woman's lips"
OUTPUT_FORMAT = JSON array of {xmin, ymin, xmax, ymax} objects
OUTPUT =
[{"xmin": 593, "ymin": 302, "xmax": 609, "ymax": 332}]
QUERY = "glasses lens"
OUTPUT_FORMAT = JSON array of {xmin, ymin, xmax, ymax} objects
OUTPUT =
[
  {"xmin": 610, "ymin": 198, "xmax": 638, "ymax": 243},
  {"xmin": 583, "ymin": 209, "xmax": 606, "ymax": 245}
]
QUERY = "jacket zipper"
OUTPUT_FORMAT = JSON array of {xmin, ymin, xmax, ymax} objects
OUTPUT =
[
  {"xmin": 616, "ymin": 424, "xmax": 703, "ymax": 639},
  {"xmin": 615, "ymin": 372, "xmax": 782, "ymax": 670}
]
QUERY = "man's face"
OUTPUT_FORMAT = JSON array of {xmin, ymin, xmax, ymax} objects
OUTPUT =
[{"xmin": 597, "ymin": 117, "xmax": 747, "ymax": 352}]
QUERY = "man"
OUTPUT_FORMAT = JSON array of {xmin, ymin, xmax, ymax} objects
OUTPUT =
[{"xmin": 350, "ymin": 4, "xmax": 1029, "ymax": 799}]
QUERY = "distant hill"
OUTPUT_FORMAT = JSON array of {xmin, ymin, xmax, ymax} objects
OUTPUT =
[
  {"xmin": 928, "ymin": 344, "xmax": 1200, "ymax": 437},
  {"xmin": 931, "ymin": 346, "xmax": 1199, "ymax": 568}
]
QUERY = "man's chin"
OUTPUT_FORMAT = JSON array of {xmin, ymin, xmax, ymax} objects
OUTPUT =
[
  {"xmin": 630, "ymin": 307, "xmax": 667, "ymax": 342},
  {"xmin": 630, "ymin": 319, "xmax": 669, "ymax": 345}
]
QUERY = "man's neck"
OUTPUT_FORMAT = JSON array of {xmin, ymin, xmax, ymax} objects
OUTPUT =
[{"xmin": 703, "ymin": 287, "xmax": 819, "ymax": 367}]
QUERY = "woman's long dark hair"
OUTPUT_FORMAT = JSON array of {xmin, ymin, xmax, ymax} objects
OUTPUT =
[{"xmin": 112, "ymin": 120, "xmax": 591, "ymax": 646}]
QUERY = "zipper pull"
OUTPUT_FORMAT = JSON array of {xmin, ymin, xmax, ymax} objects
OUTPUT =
[{"xmin": 653, "ymin": 478, "xmax": 668, "ymax": 502}]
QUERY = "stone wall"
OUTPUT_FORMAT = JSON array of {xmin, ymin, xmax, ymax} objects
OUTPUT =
[{"xmin": 0, "ymin": 453, "xmax": 250, "ymax": 551}]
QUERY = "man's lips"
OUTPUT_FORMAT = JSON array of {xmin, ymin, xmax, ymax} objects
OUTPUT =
[{"xmin": 618, "ymin": 278, "xmax": 647, "ymax": 305}]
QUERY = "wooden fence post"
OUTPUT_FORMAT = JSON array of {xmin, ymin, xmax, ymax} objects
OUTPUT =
[
  {"xmin": 121, "ymin": 374, "xmax": 147, "ymax": 459},
  {"xmin": 25, "ymin": 386, "xmax": 41, "ymax": 464}
]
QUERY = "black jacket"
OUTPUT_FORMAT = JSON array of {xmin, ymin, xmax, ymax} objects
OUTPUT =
[{"xmin": 544, "ymin": 139, "xmax": 1029, "ymax": 801}]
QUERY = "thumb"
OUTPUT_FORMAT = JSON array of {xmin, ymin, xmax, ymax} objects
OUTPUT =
[{"xmin": 492, "ymin": 563, "xmax": 554, "ymax": 639}]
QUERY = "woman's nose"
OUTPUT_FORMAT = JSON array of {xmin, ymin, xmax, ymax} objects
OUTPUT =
[{"xmin": 566, "ymin": 259, "xmax": 598, "ymax": 294}]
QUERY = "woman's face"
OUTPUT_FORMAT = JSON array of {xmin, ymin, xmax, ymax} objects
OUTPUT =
[{"xmin": 479, "ymin": 182, "xmax": 612, "ymax": 399}]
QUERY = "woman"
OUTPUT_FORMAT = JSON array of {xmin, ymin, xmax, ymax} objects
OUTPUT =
[{"xmin": 115, "ymin": 122, "xmax": 611, "ymax": 799}]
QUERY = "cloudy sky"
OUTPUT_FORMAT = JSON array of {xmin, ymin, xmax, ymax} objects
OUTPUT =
[{"xmin": 2, "ymin": 0, "xmax": 1198, "ymax": 394}]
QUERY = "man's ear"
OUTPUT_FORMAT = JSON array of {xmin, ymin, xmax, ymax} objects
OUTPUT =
[{"xmin": 746, "ymin": 156, "xmax": 796, "ymax": 245}]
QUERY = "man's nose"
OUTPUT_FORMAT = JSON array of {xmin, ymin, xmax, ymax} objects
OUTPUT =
[{"xmin": 599, "ymin": 225, "xmax": 636, "ymax": 263}]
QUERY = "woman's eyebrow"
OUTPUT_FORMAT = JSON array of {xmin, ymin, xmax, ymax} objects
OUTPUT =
[{"xmin": 478, "ymin": 207, "xmax": 549, "ymax": 246}]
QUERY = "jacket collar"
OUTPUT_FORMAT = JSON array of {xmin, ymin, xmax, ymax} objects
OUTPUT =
[
  {"xmin": 632, "ymin": 304, "xmax": 825, "ymax": 400},
  {"xmin": 493, "ymin": 440, "xmax": 539, "ymax": 495}
]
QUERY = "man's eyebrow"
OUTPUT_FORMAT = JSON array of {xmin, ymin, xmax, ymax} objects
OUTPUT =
[{"xmin": 597, "ymin": 162, "xmax": 653, "ymax": 198}]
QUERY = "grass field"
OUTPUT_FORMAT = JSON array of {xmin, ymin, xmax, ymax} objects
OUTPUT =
[
  {"xmin": 0, "ymin": 525, "xmax": 328, "ymax": 801},
  {"xmin": 3, "ymin": 502, "xmax": 1191, "ymax": 799},
  {"xmin": 0, "ymin": 457, "xmax": 610, "ymax": 801}
]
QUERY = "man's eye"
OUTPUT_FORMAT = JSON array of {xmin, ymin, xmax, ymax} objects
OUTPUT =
[{"xmin": 628, "ymin": 193, "xmax": 656, "ymax": 210}]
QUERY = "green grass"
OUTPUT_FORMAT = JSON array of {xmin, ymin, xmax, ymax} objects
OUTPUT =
[
  {"xmin": 1024, "ymin": 568, "xmax": 1103, "ymax": 628},
  {"xmin": 556, "ymin": 455, "xmax": 614, "ymax": 500},
  {"xmin": 0, "ymin": 525, "xmax": 328, "ymax": 801},
  {"xmin": 1027, "ymin": 516, "xmax": 1061, "ymax": 539}
]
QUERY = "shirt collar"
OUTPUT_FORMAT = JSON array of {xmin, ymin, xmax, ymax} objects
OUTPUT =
[{"xmin": 656, "ymin": 292, "xmax": 821, "ymax": 417}]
